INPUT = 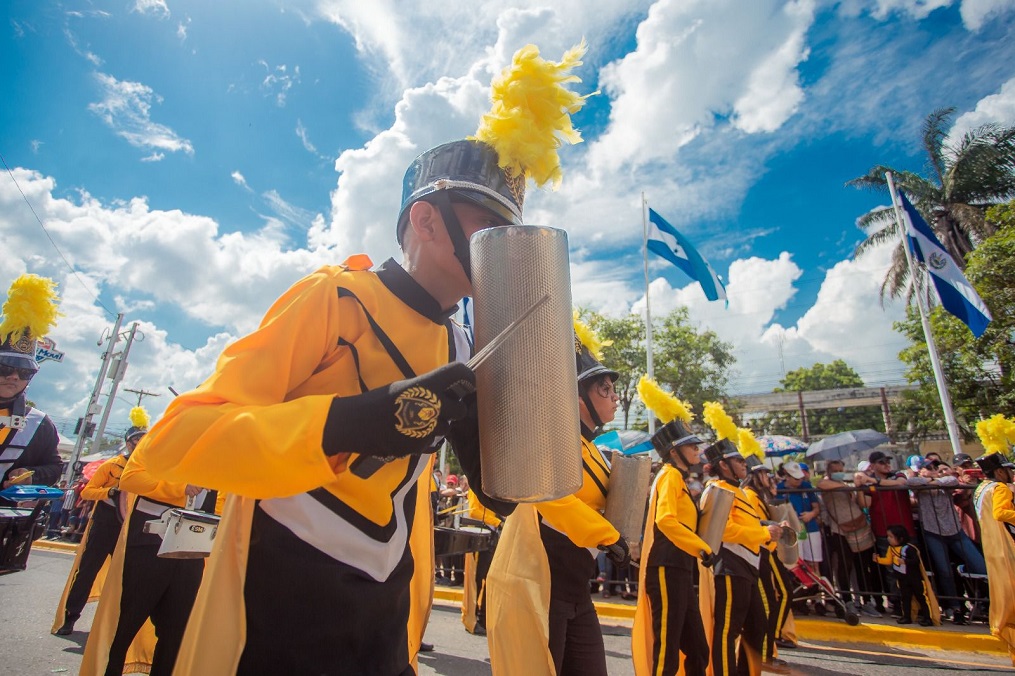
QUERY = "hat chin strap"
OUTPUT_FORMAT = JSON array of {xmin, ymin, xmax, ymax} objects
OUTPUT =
[
  {"xmin": 428, "ymin": 191, "xmax": 473, "ymax": 282},
  {"xmin": 579, "ymin": 386, "xmax": 606, "ymax": 432}
]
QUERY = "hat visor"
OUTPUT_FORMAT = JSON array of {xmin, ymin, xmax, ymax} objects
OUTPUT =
[
  {"xmin": 450, "ymin": 190, "xmax": 522, "ymax": 226},
  {"xmin": 672, "ymin": 434, "xmax": 703, "ymax": 448},
  {"xmin": 578, "ymin": 365, "xmax": 620, "ymax": 385},
  {"xmin": 0, "ymin": 352, "xmax": 39, "ymax": 372}
]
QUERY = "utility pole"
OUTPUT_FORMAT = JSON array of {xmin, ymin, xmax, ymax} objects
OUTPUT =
[
  {"xmin": 123, "ymin": 387, "xmax": 160, "ymax": 407},
  {"xmin": 64, "ymin": 314, "xmax": 123, "ymax": 484},
  {"xmin": 90, "ymin": 322, "xmax": 140, "ymax": 457}
]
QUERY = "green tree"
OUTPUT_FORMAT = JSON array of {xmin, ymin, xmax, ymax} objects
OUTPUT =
[
  {"xmin": 582, "ymin": 307, "xmax": 736, "ymax": 430},
  {"xmin": 755, "ymin": 360, "xmax": 885, "ymax": 437},
  {"xmin": 848, "ymin": 108, "xmax": 1015, "ymax": 301}
]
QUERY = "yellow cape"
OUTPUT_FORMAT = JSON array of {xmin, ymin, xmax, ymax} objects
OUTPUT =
[
  {"xmin": 51, "ymin": 516, "xmax": 108, "ymax": 633},
  {"xmin": 975, "ymin": 482, "xmax": 1015, "ymax": 664},
  {"xmin": 486, "ymin": 504, "xmax": 556, "ymax": 675},
  {"xmin": 631, "ymin": 476, "xmax": 659, "ymax": 675}
]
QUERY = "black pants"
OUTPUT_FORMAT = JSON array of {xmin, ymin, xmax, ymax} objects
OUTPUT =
[
  {"xmin": 712, "ymin": 573, "xmax": 764, "ymax": 676},
  {"xmin": 473, "ymin": 547, "xmax": 494, "ymax": 628},
  {"xmin": 547, "ymin": 594, "xmax": 607, "ymax": 676},
  {"xmin": 64, "ymin": 505, "xmax": 121, "ymax": 623},
  {"xmin": 827, "ymin": 533, "xmax": 882, "ymax": 607},
  {"xmin": 758, "ymin": 553, "xmax": 791, "ymax": 661},
  {"xmin": 897, "ymin": 574, "xmax": 931, "ymax": 621},
  {"xmin": 104, "ymin": 545, "xmax": 204, "ymax": 676},
  {"xmin": 645, "ymin": 565, "xmax": 708, "ymax": 676}
]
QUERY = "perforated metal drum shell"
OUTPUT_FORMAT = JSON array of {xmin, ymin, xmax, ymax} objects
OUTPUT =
[
  {"xmin": 769, "ymin": 502, "xmax": 801, "ymax": 566},
  {"xmin": 603, "ymin": 451, "xmax": 652, "ymax": 541},
  {"xmin": 471, "ymin": 226, "xmax": 581, "ymax": 502},
  {"xmin": 696, "ymin": 482, "xmax": 735, "ymax": 555}
]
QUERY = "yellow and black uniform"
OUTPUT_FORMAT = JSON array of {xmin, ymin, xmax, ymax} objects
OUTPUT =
[
  {"xmin": 487, "ymin": 426, "xmax": 620, "ymax": 675},
  {"xmin": 80, "ymin": 449, "xmax": 219, "ymax": 676},
  {"xmin": 133, "ymin": 257, "xmax": 471, "ymax": 675},
  {"xmin": 701, "ymin": 479, "xmax": 772, "ymax": 676},
  {"xmin": 743, "ymin": 486, "xmax": 791, "ymax": 666},
  {"xmin": 974, "ymin": 477, "xmax": 1015, "ymax": 664},
  {"xmin": 53, "ymin": 454, "xmax": 128, "ymax": 634},
  {"xmin": 632, "ymin": 463, "xmax": 711, "ymax": 676},
  {"xmin": 462, "ymin": 488, "xmax": 503, "ymax": 634},
  {"xmin": 874, "ymin": 544, "xmax": 934, "ymax": 624}
]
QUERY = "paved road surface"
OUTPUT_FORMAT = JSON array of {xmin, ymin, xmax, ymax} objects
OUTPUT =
[{"xmin": 2, "ymin": 547, "xmax": 1012, "ymax": 675}]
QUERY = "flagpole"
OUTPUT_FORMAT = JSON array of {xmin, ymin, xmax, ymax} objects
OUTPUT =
[
  {"xmin": 885, "ymin": 172, "xmax": 963, "ymax": 457},
  {"xmin": 642, "ymin": 192, "xmax": 655, "ymax": 435}
]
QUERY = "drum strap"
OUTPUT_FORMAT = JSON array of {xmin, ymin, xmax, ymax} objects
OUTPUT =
[{"xmin": 0, "ymin": 408, "xmax": 45, "ymax": 478}]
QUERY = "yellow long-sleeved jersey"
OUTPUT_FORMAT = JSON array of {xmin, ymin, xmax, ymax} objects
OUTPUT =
[
  {"xmin": 744, "ymin": 485, "xmax": 778, "ymax": 553},
  {"xmin": 709, "ymin": 479, "xmax": 772, "ymax": 578},
  {"xmin": 645, "ymin": 464, "xmax": 710, "ymax": 567},
  {"xmin": 468, "ymin": 489, "xmax": 502, "ymax": 529},
  {"xmin": 993, "ymin": 483, "xmax": 1015, "ymax": 527},
  {"xmin": 80, "ymin": 455, "xmax": 128, "ymax": 503}
]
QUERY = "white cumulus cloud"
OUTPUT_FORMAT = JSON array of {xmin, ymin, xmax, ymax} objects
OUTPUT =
[{"xmin": 89, "ymin": 73, "xmax": 194, "ymax": 156}]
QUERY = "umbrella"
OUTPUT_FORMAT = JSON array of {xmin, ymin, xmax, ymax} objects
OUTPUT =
[
  {"xmin": 805, "ymin": 429, "xmax": 891, "ymax": 462},
  {"xmin": 81, "ymin": 459, "xmax": 107, "ymax": 481},
  {"xmin": 758, "ymin": 435, "xmax": 808, "ymax": 457}
]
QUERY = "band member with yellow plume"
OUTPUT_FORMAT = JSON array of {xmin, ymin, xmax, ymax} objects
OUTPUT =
[
  {"xmin": 699, "ymin": 402, "xmax": 782, "ymax": 676},
  {"xmin": 0, "ymin": 274, "xmax": 62, "ymax": 498},
  {"xmin": 631, "ymin": 376, "xmax": 711, "ymax": 676},
  {"xmin": 127, "ymin": 42, "xmax": 590, "ymax": 675},
  {"xmin": 53, "ymin": 407, "xmax": 152, "ymax": 638},
  {"xmin": 739, "ymin": 429, "xmax": 792, "ymax": 675},
  {"xmin": 461, "ymin": 488, "xmax": 504, "ymax": 636},
  {"xmin": 973, "ymin": 415, "xmax": 1015, "ymax": 665},
  {"xmin": 487, "ymin": 316, "xmax": 628, "ymax": 676}
]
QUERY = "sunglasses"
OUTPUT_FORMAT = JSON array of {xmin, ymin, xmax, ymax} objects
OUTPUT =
[{"xmin": 0, "ymin": 365, "xmax": 36, "ymax": 380}]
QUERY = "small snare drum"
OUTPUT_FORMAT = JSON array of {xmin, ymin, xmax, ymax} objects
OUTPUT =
[
  {"xmin": 143, "ymin": 508, "xmax": 220, "ymax": 559},
  {"xmin": 433, "ymin": 524, "xmax": 497, "ymax": 557}
]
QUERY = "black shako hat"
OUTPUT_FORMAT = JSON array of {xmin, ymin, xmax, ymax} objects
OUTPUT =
[
  {"xmin": 702, "ymin": 438, "xmax": 741, "ymax": 467},
  {"xmin": 976, "ymin": 452, "xmax": 1007, "ymax": 475},
  {"xmin": 575, "ymin": 339, "xmax": 619, "ymax": 387},
  {"xmin": 651, "ymin": 420, "xmax": 702, "ymax": 454}
]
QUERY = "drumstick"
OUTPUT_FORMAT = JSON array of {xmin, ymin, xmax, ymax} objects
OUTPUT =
[
  {"xmin": 9, "ymin": 470, "xmax": 34, "ymax": 485},
  {"xmin": 467, "ymin": 293, "xmax": 549, "ymax": 371}
]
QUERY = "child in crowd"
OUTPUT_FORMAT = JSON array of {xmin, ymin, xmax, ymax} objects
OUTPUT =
[{"xmin": 874, "ymin": 525, "xmax": 934, "ymax": 626}]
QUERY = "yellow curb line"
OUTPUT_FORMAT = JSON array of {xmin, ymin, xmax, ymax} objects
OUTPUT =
[
  {"xmin": 33, "ymin": 540, "xmax": 79, "ymax": 554},
  {"xmin": 434, "ymin": 587, "xmax": 1008, "ymax": 655}
]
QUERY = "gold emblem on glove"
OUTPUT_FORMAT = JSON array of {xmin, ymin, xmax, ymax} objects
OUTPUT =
[{"xmin": 394, "ymin": 386, "xmax": 441, "ymax": 438}]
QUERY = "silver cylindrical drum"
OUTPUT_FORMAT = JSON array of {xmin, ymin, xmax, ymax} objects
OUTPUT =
[
  {"xmin": 471, "ymin": 226, "xmax": 581, "ymax": 502},
  {"xmin": 603, "ymin": 451, "xmax": 652, "ymax": 541},
  {"xmin": 769, "ymin": 501, "xmax": 801, "ymax": 567},
  {"xmin": 696, "ymin": 482, "xmax": 735, "ymax": 555}
]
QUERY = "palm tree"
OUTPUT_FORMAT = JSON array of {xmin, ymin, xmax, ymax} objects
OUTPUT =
[{"xmin": 849, "ymin": 108, "xmax": 1015, "ymax": 302}]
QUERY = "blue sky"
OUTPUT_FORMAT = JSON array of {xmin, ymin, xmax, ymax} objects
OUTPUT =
[{"xmin": 2, "ymin": 0, "xmax": 1014, "ymax": 438}]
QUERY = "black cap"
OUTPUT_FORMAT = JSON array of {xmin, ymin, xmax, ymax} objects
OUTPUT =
[
  {"xmin": 651, "ymin": 420, "xmax": 702, "ymax": 454},
  {"xmin": 953, "ymin": 453, "xmax": 973, "ymax": 465},
  {"xmin": 397, "ymin": 140, "xmax": 523, "ymax": 244},
  {"xmin": 703, "ymin": 439, "xmax": 741, "ymax": 467},
  {"xmin": 975, "ymin": 453, "xmax": 1006, "ymax": 475},
  {"xmin": 868, "ymin": 450, "xmax": 890, "ymax": 464}
]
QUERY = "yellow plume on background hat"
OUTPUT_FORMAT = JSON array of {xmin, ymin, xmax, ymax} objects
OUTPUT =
[
  {"xmin": 472, "ymin": 41, "xmax": 591, "ymax": 190},
  {"xmin": 976, "ymin": 414, "xmax": 1015, "ymax": 454},
  {"xmin": 703, "ymin": 401, "xmax": 738, "ymax": 441},
  {"xmin": 738, "ymin": 428, "xmax": 764, "ymax": 460},
  {"xmin": 637, "ymin": 375, "xmax": 692, "ymax": 424},
  {"xmin": 129, "ymin": 406, "xmax": 151, "ymax": 430},
  {"xmin": 573, "ymin": 312, "xmax": 611, "ymax": 360},
  {"xmin": 0, "ymin": 274, "xmax": 61, "ymax": 344}
]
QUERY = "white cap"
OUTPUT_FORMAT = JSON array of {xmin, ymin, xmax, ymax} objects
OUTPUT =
[
  {"xmin": 782, "ymin": 460, "xmax": 805, "ymax": 480},
  {"xmin": 857, "ymin": 460, "xmax": 871, "ymax": 473}
]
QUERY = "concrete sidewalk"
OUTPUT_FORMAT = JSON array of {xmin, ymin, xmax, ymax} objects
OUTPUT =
[{"xmin": 37, "ymin": 540, "xmax": 1008, "ymax": 658}]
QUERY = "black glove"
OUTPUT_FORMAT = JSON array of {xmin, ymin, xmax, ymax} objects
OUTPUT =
[
  {"xmin": 322, "ymin": 362, "xmax": 474, "ymax": 459},
  {"xmin": 700, "ymin": 550, "xmax": 718, "ymax": 568},
  {"xmin": 600, "ymin": 536, "xmax": 631, "ymax": 568},
  {"xmin": 108, "ymin": 487, "xmax": 120, "ymax": 502},
  {"xmin": 444, "ymin": 393, "xmax": 517, "ymax": 517}
]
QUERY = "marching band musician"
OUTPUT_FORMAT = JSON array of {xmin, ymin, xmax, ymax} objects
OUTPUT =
[
  {"xmin": 0, "ymin": 275, "xmax": 62, "ymax": 499},
  {"xmin": 631, "ymin": 376, "xmax": 711, "ymax": 676},
  {"xmin": 53, "ymin": 407, "xmax": 151, "ymax": 637},
  {"xmin": 126, "ymin": 42, "xmax": 590, "ymax": 676},
  {"xmin": 700, "ymin": 402, "xmax": 782, "ymax": 676},
  {"xmin": 486, "ymin": 318, "xmax": 629, "ymax": 676},
  {"xmin": 80, "ymin": 437, "xmax": 221, "ymax": 676},
  {"xmin": 741, "ymin": 449, "xmax": 792, "ymax": 675},
  {"xmin": 973, "ymin": 415, "xmax": 1015, "ymax": 664},
  {"xmin": 461, "ymin": 488, "xmax": 504, "ymax": 636}
]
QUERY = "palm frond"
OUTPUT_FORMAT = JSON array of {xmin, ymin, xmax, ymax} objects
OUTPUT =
[{"xmin": 923, "ymin": 108, "xmax": 956, "ymax": 185}]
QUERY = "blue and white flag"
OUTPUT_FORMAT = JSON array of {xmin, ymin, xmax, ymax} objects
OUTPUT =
[
  {"xmin": 899, "ymin": 191, "xmax": 991, "ymax": 337},
  {"xmin": 646, "ymin": 208, "xmax": 727, "ymax": 303}
]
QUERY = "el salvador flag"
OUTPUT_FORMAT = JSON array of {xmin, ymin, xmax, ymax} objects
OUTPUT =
[
  {"xmin": 899, "ymin": 191, "xmax": 991, "ymax": 337},
  {"xmin": 646, "ymin": 208, "xmax": 728, "ymax": 303}
]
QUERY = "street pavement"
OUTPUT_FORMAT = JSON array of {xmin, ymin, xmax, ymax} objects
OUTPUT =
[{"xmin": 3, "ymin": 547, "xmax": 1013, "ymax": 675}]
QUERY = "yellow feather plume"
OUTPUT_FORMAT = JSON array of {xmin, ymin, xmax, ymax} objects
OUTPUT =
[
  {"xmin": 636, "ymin": 375, "xmax": 692, "ymax": 424},
  {"xmin": 471, "ymin": 41, "xmax": 592, "ymax": 189},
  {"xmin": 738, "ymin": 428, "xmax": 764, "ymax": 460},
  {"xmin": 0, "ymin": 274, "xmax": 61, "ymax": 341},
  {"xmin": 702, "ymin": 401, "xmax": 738, "ymax": 442},
  {"xmin": 573, "ymin": 312, "xmax": 612, "ymax": 360},
  {"xmin": 976, "ymin": 414, "xmax": 1015, "ymax": 454},
  {"xmin": 129, "ymin": 406, "xmax": 151, "ymax": 430}
]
